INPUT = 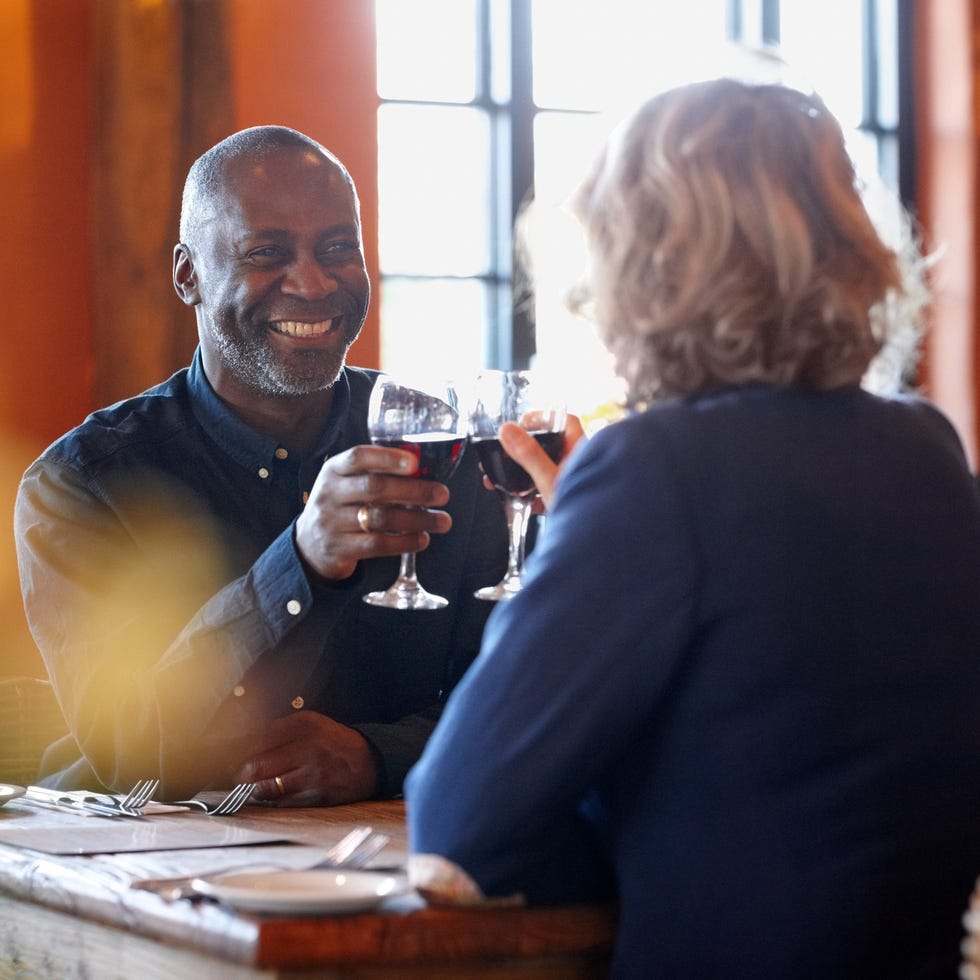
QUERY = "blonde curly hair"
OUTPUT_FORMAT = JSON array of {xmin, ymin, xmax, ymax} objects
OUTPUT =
[{"xmin": 567, "ymin": 78, "xmax": 928, "ymax": 404}]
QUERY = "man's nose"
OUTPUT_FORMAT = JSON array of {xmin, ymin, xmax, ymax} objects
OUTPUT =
[{"xmin": 281, "ymin": 256, "xmax": 339, "ymax": 299}]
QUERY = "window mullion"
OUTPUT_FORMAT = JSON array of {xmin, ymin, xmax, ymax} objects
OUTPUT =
[{"xmin": 509, "ymin": 0, "xmax": 535, "ymax": 369}]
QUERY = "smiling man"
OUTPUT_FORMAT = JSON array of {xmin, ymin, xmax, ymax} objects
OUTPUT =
[{"xmin": 15, "ymin": 126, "xmax": 506, "ymax": 803}]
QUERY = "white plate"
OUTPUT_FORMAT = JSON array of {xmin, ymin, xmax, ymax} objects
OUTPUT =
[
  {"xmin": 191, "ymin": 868, "xmax": 408, "ymax": 914},
  {"xmin": 0, "ymin": 784, "xmax": 26, "ymax": 805}
]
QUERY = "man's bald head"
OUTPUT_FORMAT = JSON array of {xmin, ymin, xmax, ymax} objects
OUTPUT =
[{"xmin": 179, "ymin": 126, "xmax": 358, "ymax": 250}]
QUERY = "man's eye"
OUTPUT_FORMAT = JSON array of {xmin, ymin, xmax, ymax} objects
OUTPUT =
[
  {"xmin": 319, "ymin": 242, "xmax": 360, "ymax": 261},
  {"xmin": 247, "ymin": 246, "xmax": 284, "ymax": 263}
]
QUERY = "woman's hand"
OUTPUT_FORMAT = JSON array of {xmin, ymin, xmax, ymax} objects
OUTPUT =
[{"xmin": 493, "ymin": 414, "xmax": 586, "ymax": 511}]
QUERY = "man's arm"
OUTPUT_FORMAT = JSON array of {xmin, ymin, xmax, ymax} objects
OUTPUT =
[
  {"xmin": 17, "ymin": 441, "xmax": 502, "ymax": 802},
  {"xmin": 15, "ymin": 455, "xmax": 344, "ymax": 797}
]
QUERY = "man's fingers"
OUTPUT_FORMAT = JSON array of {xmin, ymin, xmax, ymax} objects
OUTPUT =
[{"xmin": 332, "ymin": 443, "xmax": 419, "ymax": 477}]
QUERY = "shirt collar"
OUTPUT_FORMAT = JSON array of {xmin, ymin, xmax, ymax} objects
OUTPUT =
[{"xmin": 186, "ymin": 347, "xmax": 353, "ymax": 471}]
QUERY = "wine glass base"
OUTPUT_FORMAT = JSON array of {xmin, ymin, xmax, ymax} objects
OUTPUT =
[
  {"xmin": 474, "ymin": 577, "xmax": 523, "ymax": 602},
  {"xmin": 363, "ymin": 586, "xmax": 448, "ymax": 611}
]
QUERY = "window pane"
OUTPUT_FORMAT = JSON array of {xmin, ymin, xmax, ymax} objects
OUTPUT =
[
  {"xmin": 531, "ymin": 0, "xmax": 605, "ymax": 111},
  {"xmin": 779, "ymin": 1, "xmax": 864, "ymax": 129},
  {"xmin": 529, "ymin": 114, "xmax": 624, "ymax": 415},
  {"xmin": 378, "ymin": 104, "xmax": 491, "ymax": 276},
  {"xmin": 532, "ymin": 0, "xmax": 730, "ymax": 111},
  {"xmin": 534, "ymin": 111, "xmax": 613, "ymax": 207},
  {"xmin": 375, "ymin": 0, "xmax": 478, "ymax": 103},
  {"xmin": 380, "ymin": 278, "xmax": 488, "ymax": 379}
]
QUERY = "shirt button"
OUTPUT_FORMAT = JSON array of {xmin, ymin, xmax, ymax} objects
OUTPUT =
[
  {"xmin": 233, "ymin": 685, "xmax": 245, "ymax": 698},
  {"xmin": 258, "ymin": 467, "xmax": 270, "ymax": 479},
  {"xmin": 275, "ymin": 447, "xmax": 288, "ymax": 459},
  {"xmin": 302, "ymin": 491, "xmax": 310, "ymax": 504},
  {"xmin": 291, "ymin": 696, "xmax": 305, "ymax": 710},
  {"xmin": 286, "ymin": 599, "xmax": 302, "ymax": 616}
]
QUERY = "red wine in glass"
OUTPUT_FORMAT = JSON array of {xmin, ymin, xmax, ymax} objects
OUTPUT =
[
  {"xmin": 372, "ymin": 433, "xmax": 466, "ymax": 484},
  {"xmin": 471, "ymin": 430, "xmax": 564, "ymax": 496}
]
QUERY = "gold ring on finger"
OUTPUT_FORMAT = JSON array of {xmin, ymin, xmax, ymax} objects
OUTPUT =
[
  {"xmin": 274, "ymin": 775, "xmax": 285, "ymax": 796},
  {"xmin": 357, "ymin": 505, "xmax": 372, "ymax": 534}
]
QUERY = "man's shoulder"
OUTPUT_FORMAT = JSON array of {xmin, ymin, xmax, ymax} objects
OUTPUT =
[
  {"xmin": 343, "ymin": 365, "xmax": 382, "ymax": 403},
  {"xmin": 40, "ymin": 369, "xmax": 195, "ymax": 471}
]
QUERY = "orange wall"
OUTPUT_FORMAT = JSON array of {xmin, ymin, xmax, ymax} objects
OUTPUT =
[
  {"xmin": 0, "ymin": 0, "xmax": 380, "ymax": 677},
  {"xmin": 2, "ymin": 0, "xmax": 94, "ymax": 452},
  {"xmin": 1, "ymin": 0, "xmax": 95, "ymax": 676}
]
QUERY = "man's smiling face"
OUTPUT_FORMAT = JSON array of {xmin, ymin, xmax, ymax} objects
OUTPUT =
[{"xmin": 188, "ymin": 145, "xmax": 370, "ymax": 400}]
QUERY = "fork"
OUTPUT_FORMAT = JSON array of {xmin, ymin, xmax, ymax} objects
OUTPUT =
[
  {"xmin": 172, "ymin": 782, "xmax": 255, "ymax": 815},
  {"xmin": 318, "ymin": 826, "xmax": 391, "ymax": 869},
  {"xmin": 116, "ymin": 778, "xmax": 160, "ymax": 812},
  {"xmin": 340, "ymin": 832, "xmax": 390, "ymax": 869}
]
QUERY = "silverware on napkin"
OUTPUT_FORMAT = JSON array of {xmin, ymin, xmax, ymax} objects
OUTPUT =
[{"xmin": 22, "ymin": 786, "xmax": 144, "ymax": 819}]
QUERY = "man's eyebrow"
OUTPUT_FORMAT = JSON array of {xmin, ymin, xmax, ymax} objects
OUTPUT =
[
  {"xmin": 239, "ymin": 223, "xmax": 360, "ymax": 239},
  {"xmin": 239, "ymin": 227, "xmax": 291, "ymax": 239},
  {"xmin": 318, "ymin": 222, "xmax": 361, "ymax": 238}
]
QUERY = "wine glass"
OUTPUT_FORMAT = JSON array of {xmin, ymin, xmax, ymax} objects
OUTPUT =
[
  {"xmin": 469, "ymin": 370, "xmax": 567, "ymax": 601},
  {"xmin": 362, "ymin": 374, "xmax": 467, "ymax": 611}
]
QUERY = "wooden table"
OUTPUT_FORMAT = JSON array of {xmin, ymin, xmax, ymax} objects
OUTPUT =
[{"xmin": 0, "ymin": 796, "xmax": 616, "ymax": 978}]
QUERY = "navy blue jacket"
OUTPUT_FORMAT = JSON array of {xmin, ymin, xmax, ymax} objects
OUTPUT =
[{"xmin": 408, "ymin": 385, "xmax": 980, "ymax": 979}]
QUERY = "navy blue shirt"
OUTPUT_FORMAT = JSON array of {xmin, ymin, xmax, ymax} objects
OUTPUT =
[{"xmin": 15, "ymin": 350, "xmax": 506, "ymax": 796}]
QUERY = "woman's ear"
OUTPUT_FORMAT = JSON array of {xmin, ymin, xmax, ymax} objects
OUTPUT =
[{"xmin": 173, "ymin": 244, "xmax": 200, "ymax": 305}]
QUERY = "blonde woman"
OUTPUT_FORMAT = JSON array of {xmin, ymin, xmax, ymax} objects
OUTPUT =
[{"xmin": 407, "ymin": 79, "xmax": 980, "ymax": 978}]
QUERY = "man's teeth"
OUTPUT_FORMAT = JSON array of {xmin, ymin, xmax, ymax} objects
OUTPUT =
[{"xmin": 273, "ymin": 319, "xmax": 335, "ymax": 337}]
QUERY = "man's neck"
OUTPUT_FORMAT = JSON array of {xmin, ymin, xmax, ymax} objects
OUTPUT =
[
  {"xmin": 237, "ymin": 389, "xmax": 336, "ymax": 458},
  {"xmin": 209, "ymin": 381, "xmax": 336, "ymax": 458},
  {"xmin": 197, "ymin": 348, "xmax": 342, "ymax": 457}
]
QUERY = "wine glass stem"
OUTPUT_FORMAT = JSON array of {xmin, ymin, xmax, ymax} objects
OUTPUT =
[
  {"xmin": 395, "ymin": 551, "xmax": 419, "ymax": 591},
  {"xmin": 503, "ymin": 494, "xmax": 533, "ymax": 585}
]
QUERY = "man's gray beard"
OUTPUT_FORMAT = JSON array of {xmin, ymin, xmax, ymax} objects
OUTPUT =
[{"xmin": 215, "ymin": 330, "xmax": 348, "ymax": 397}]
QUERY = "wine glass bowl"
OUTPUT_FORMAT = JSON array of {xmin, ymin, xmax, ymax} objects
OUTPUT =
[
  {"xmin": 469, "ymin": 370, "xmax": 566, "ymax": 601},
  {"xmin": 362, "ymin": 375, "xmax": 466, "ymax": 610}
]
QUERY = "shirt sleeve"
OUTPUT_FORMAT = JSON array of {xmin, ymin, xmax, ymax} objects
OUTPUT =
[
  {"xmin": 405, "ymin": 417, "xmax": 699, "ymax": 904},
  {"xmin": 14, "ymin": 456, "xmax": 355, "ymax": 796}
]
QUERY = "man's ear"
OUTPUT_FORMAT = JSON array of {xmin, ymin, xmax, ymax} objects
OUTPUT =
[{"xmin": 173, "ymin": 244, "xmax": 201, "ymax": 305}]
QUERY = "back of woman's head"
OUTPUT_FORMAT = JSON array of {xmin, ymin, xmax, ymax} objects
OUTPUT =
[{"xmin": 568, "ymin": 78, "xmax": 923, "ymax": 403}]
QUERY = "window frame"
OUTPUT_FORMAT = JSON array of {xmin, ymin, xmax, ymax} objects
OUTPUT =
[{"xmin": 376, "ymin": 0, "xmax": 913, "ymax": 372}]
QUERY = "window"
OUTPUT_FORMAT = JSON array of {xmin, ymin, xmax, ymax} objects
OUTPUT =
[{"xmin": 375, "ymin": 0, "xmax": 907, "ymax": 412}]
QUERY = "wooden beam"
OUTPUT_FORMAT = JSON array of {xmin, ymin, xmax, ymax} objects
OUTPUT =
[{"xmin": 90, "ymin": 0, "xmax": 234, "ymax": 407}]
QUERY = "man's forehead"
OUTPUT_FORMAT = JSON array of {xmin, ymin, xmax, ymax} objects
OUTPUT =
[
  {"xmin": 208, "ymin": 149, "xmax": 356, "ymax": 226},
  {"xmin": 224, "ymin": 145, "xmax": 347, "ymax": 190},
  {"xmin": 232, "ymin": 144, "xmax": 333, "ymax": 175}
]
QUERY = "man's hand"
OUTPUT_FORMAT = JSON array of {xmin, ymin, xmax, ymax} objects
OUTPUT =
[
  {"xmin": 295, "ymin": 444, "xmax": 453, "ymax": 581},
  {"xmin": 492, "ymin": 415, "xmax": 586, "ymax": 511},
  {"xmin": 234, "ymin": 711, "xmax": 380, "ymax": 805}
]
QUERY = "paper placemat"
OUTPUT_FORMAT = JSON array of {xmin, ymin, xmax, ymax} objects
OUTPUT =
[{"xmin": 0, "ymin": 808, "xmax": 289, "ymax": 855}]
